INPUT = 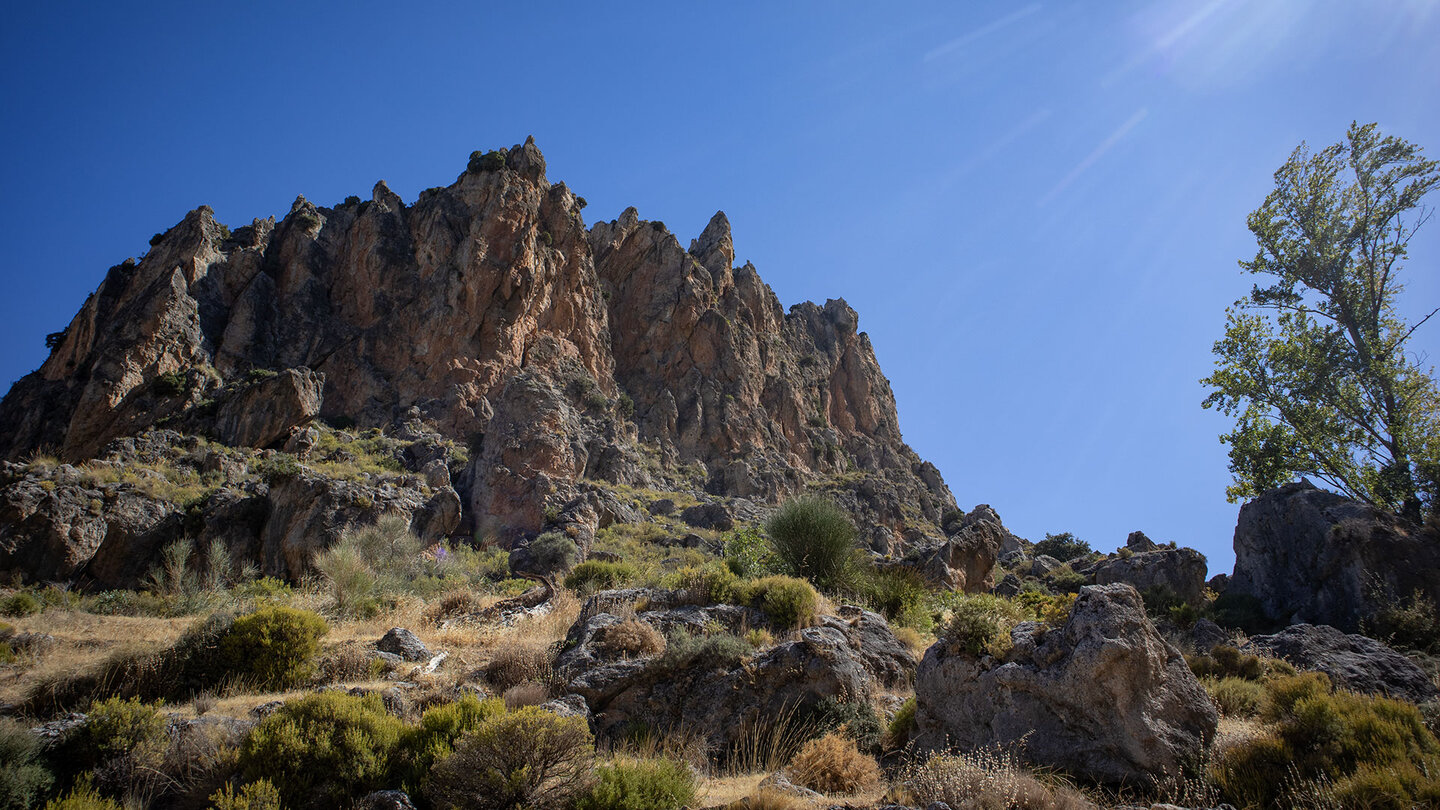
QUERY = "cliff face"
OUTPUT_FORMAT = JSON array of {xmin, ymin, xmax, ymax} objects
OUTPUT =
[{"xmin": 0, "ymin": 139, "xmax": 955, "ymax": 579}]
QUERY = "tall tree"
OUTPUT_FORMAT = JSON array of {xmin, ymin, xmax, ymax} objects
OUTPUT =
[{"xmin": 1202, "ymin": 122, "xmax": 1440, "ymax": 522}]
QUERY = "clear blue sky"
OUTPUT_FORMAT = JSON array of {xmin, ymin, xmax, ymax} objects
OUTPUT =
[{"xmin": 3, "ymin": 2, "xmax": 1438, "ymax": 575}]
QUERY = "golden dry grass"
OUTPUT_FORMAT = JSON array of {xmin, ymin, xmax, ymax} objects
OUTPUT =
[{"xmin": 0, "ymin": 609, "xmax": 190, "ymax": 709}]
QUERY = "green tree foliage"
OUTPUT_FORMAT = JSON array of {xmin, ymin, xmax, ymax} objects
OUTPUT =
[
  {"xmin": 1202, "ymin": 122, "xmax": 1440, "ymax": 521},
  {"xmin": 764, "ymin": 496, "xmax": 861, "ymax": 591}
]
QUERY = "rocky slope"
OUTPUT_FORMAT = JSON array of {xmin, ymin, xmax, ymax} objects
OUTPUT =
[{"xmin": 0, "ymin": 139, "xmax": 958, "ymax": 583}]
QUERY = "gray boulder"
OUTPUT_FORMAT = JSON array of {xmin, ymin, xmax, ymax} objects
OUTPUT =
[
  {"xmin": 680, "ymin": 501, "xmax": 734, "ymax": 531},
  {"xmin": 919, "ymin": 519, "xmax": 1003, "ymax": 593},
  {"xmin": 1228, "ymin": 481, "xmax": 1440, "ymax": 631},
  {"xmin": 1125, "ymin": 530, "xmax": 1158, "ymax": 552},
  {"xmin": 1089, "ymin": 547, "xmax": 1208, "ymax": 604},
  {"xmin": 1243, "ymin": 624, "xmax": 1439, "ymax": 704},
  {"xmin": 376, "ymin": 628, "xmax": 431, "ymax": 662},
  {"xmin": 913, "ymin": 584, "xmax": 1217, "ymax": 788},
  {"xmin": 557, "ymin": 596, "xmax": 915, "ymax": 751},
  {"xmin": 213, "ymin": 367, "xmax": 325, "ymax": 449}
]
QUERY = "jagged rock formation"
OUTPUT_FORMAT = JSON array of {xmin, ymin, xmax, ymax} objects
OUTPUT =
[
  {"xmin": 1243, "ymin": 624, "xmax": 1439, "ymax": 705},
  {"xmin": 1085, "ymin": 546, "xmax": 1208, "ymax": 605},
  {"xmin": 0, "ymin": 140, "xmax": 960, "ymax": 582},
  {"xmin": 1227, "ymin": 481, "xmax": 1440, "ymax": 631},
  {"xmin": 913, "ymin": 584, "xmax": 1217, "ymax": 788}
]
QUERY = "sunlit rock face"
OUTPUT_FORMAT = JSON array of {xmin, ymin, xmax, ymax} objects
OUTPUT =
[{"xmin": 0, "ymin": 139, "xmax": 957, "ymax": 558}]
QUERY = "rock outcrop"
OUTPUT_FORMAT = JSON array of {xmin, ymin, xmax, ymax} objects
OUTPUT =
[
  {"xmin": 557, "ymin": 591, "xmax": 914, "ymax": 752},
  {"xmin": 1243, "ymin": 624, "xmax": 1439, "ymax": 705},
  {"xmin": 0, "ymin": 140, "xmax": 958, "ymax": 566},
  {"xmin": 1227, "ymin": 481, "xmax": 1440, "ymax": 631},
  {"xmin": 913, "ymin": 584, "xmax": 1217, "ymax": 788},
  {"xmin": 1087, "ymin": 547, "xmax": 1208, "ymax": 605}
]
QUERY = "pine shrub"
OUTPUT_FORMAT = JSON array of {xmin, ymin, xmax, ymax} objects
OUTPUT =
[{"xmin": 747, "ymin": 575, "xmax": 818, "ymax": 630}]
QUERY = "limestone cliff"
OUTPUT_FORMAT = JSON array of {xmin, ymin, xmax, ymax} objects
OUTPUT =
[{"xmin": 0, "ymin": 139, "xmax": 957, "ymax": 582}]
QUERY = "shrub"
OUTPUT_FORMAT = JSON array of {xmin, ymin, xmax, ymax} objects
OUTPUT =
[
  {"xmin": 239, "ymin": 691, "xmax": 406, "ymax": 806},
  {"xmin": 1185, "ymin": 644, "xmax": 1269, "ymax": 681},
  {"xmin": 798, "ymin": 696, "xmax": 882, "ymax": 754},
  {"xmin": 1033, "ymin": 532, "xmax": 1091, "ymax": 562},
  {"xmin": 1363, "ymin": 588, "xmax": 1440, "ymax": 654},
  {"xmin": 220, "ymin": 605, "xmax": 328, "ymax": 689},
  {"xmin": 1214, "ymin": 672, "xmax": 1440, "ymax": 807},
  {"xmin": 1045, "ymin": 564, "xmax": 1087, "ymax": 594},
  {"xmin": 940, "ymin": 594, "xmax": 1028, "ymax": 657},
  {"xmin": 528, "ymin": 532, "xmax": 579, "ymax": 574},
  {"xmin": 748, "ymin": 575, "xmax": 819, "ymax": 630},
  {"xmin": 596, "ymin": 619, "xmax": 665, "ymax": 659},
  {"xmin": 765, "ymin": 497, "xmax": 860, "ymax": 591},
  {"xmin": 426, "ymin": 706, "xmax": 594, "ymax": 810},
  {"xmin": 504, "ymin": 681, "xmax": 551, "ymax": 709},
  {"xmin": 254, "ymin": 453, "xmax": 302, "ymax": 484},
  {"xmin": 575, "ymin": 758, "xmax": 697, "ymax": 810},
  {"xmin": 71, "ymin": 696, "xmax": 168, "ymax": 768},
  {"xmin": 41, "ymin": 781, "xmax": 122, "ymax": 810},
  {"xmin": 724, "ymin": 526, "xmax": 777, "ymax": 579},
  {"xmin": 0, "ymin": 718, "xmax": 53, "ymax": 809},
  {"xmin": 1205, "ymin": 676, "xmax": 1268, "ymax": 718},
  {"xmin": 862, "ymin": 566, "xmax": 934, "ymax": 631},
  {"xmin": 401, "ymin": 695, "xmax": 505, "ymax": 786},
  {"xmin": 209, "ymin": 779, "xmax": 283, "ymax": 810},
  {"xmin": 903, "ymin": 748, "xmax": 1094, "ymax": 810},
  {"xmin": 484, "ymin": 638, "xmax": 555, "ymax": 692},
  {"xmin": 886, "ymin": 697, "xmax": 917, "ymax": 748},
  {"xmin": 786, "ymin": 732, "xmax": 880, "ymax": 795},
  {"xmin": 1210, "ymin": 591, "xmax": 1272, "ymax": 633},
  {"xmin": 0, "ymin": 591, "xmax": 41, "ymax": 617},
  {"xmin": 565, "ymin": 560, "xmax": 639, "ymax": 593},
  {"xmin": 468, "ymin": 149, "xmax": 507, "ymax": 172},
  {"xmin": 658, "ymin": 629, "xmax": 751, "ymax": 671},
  {"xmin": 154, "ymin": 370, "xmax": 189, "ymax": 397}
]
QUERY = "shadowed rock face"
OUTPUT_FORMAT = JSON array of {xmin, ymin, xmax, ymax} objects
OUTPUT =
[
  {"xmin": 0, "ymin": 139, "xmax": 957, "ymax": 560},
  {"xmin": 1227, "ymin": 481, "xmax": 1440, "ymax": 631}
]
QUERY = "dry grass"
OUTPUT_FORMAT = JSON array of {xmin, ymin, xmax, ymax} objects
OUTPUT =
[
  {"xmin": 786, "ymin": 732, "xmax": 881, "ymax": 795},
  {"xmin": 483, "ymin": 636, "xmax": 555, "ymax": 692},
  {"xmin": 901, "ymin": 748, "xmax": 1099, "ymax": 810},
  {"xmin": 596, "ymin": 618, "xmax": 665, "ymax": 658},
  {"xmin": 0, "ymin": 610, "xmax": 190, "ymax": 710},
  {"xmin": 503, "ymin": 681, "xmax": 551, "ymax": 709}
]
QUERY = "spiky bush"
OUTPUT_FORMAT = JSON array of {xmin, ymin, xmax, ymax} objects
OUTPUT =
[
  {"xmin": 565, "ymin": 560, "xmax": 639, "ymax": 593},
  {"xmin": 786, "ymin": 732, "xmax": 880, "ymax": 795},
  {"xmin": 596, "ymin": 619, "xmax": 665, "ymax": 659},
  {"xmin": 765, "ymin": 496, "xmax": 860, "ymax": 591},
  {"xmin": 425, "ymin": 706, "xmax": 594, "ymax": 810}
]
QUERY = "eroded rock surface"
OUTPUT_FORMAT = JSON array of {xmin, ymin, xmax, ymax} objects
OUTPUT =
[
  {"xmin": 913, "ymin": 584, "xmax": 1217, "ymax": 788},
  {"xmin": 1243, "ymin": 623, "xmax": 1439, "ymax": 704},
  {"xmin": 1087, "ymin": 547, "xmax": 1207, "ymax": 605}
]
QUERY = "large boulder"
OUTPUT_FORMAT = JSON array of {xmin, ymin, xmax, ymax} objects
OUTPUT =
[
  {"xmin": 916, "ymin": 513, "xmax": 1006, "ymax": 593},
  {"xmin": 557, "ymin": 592, "xmax": 914, "ymax": 751},
  {"xmin": 913, "ymin": 584, "xmax": 1217, "ymax": 788},
  {"xmin": 1088, "ymin": 547, "xmax": 1208, "ymax": 605},
  {"xmin": 1228, "ymin": 481, "xmax": 1440, "ymax": 631},
  {"xmin": 212, "ymin": 368, "xmax": 325, "ymax": 449},
  {"xmin": 1243, "ymin": 624, "xmax": 1439, "ymax": 704}
]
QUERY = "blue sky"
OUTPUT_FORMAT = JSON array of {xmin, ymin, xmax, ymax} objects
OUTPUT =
[{"xmin": 3, "ymin": 2, "xmax": 1438, "ymax": 574}]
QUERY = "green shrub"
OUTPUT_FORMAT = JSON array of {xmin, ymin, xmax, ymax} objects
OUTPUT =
[
  {"xmin": 723, "ymin": 526, "xmax": 777, "ymax": 579},
  {"xmin": 1045, "ymin": 564, "xmax": 1087, "ymax": 594},
  {"xmin": 71, "ymin": 696, "xmax": 168, "ymax": 767},
  {"xmin": 467, "ymin": 149, "xmax": 507, "ymax": 172},
  {"xmin": 209, "ymin": 779, "xmax": 283, "ymax": 810},
  {"xmin": 154, "ymin": 370, "xmax": 189, "ymax": 397},
  {"xmin": 886, "ymin": 697, "xmax": 917, "ymax": 748},
  {"xmin": 254, "ymin": 454, "xmax": 302, "ymax": 484},
  {"xmin": 239, "ymin": 691, "xmax": 406, "ymax": 806},
  {"xmin": 1214, "ymin": 672, "xmax": 1440, "ymax": 807},
  {"xmin": 425, "ymin": 706, "xmax": 594, "ymax": 810},
  {"xmin": 940, "ymin": 594, "xmax": 1028, "ymax": 657},
  {"xmin": 528, "ymin": 532, "xmax": 579, "ymax": 574},
  {"xmin": 860, "ymin": 567, "xmax": 932, "ymax": 631},
  {"xmin": 1033, "ymin": 532, "xmax": 1091, "ymax": 562},
  {"xmin": 747, "ymin": 575, "xmax": 818, "ymax": 630},
  {"xmin": 798, "ymin": 696, "xmax": 882, "ymax": 754},
  {"xmin": 1210, "ymin": 591, "xmax": 1272, "ymax": 633},
  {"xmin": 565, "ymin": 560, "xmax": 639, "ymax": 593},
  {"xmin": 1185, "ymin": 644, "xmax": 1274, "ymax": 681},
  {"xmin": 220, "ymin": 606, "xmax": 328, "ymax": 689},
  {"xmin": 0, "ymin": 591, "xmax": 41, "ymax": 617},
  {"xmin": 1205, "ymin": 676, "xmax": 1268, "ymax": 718},
  {"xmin": 1363, "ymin": 588, "xmax": 1440, "ymax": 654},
  {"xmin": 41, "ymin": 780, "xmax": 121, "ymax": 810},
  {"xmin": 0, "ymin": 718, "xmax": 53, "ymax": 809},
  {"xmin": 658, "ymin": 630, "xmax": 751, "ymax": 671},
  {"xmin": 401, "ymin": 695, "xmax": 506, "ymax": 783},
  {"xmin": 574, "ymin": 758, "xmax": 697, "ymax": 810},
  {"xmin": 765, "ymin": 497, "xmax": 860, "ymax": 592}
]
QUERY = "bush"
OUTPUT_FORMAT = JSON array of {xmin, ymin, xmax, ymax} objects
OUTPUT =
[
  {"xmin": 860, "ymin": 567, "xmax": 933, "ymax": 631},
  {"xmin": 1204, "ymin": 677, "xmax": 1268, "ymax": 718},
  {"xmin": 940, "ymin": 594, "xmax": 1028, "ymax": 658},
  {"xmin": 748, "ymin": 575, "xmax": 819, "ymax": 630},
  {"xmin": 658, "ymin": 630, "xmax": 751, "ymax": 671},
  {"xmin": 786, "ymin": 732, "xmax": 880, "ymax": 795},
  {"xmin": 886, "ymin": 697, "xmax": 917, "ymax": 748},
  {"xmin": 1214, "ymin": 672, "xmax": 1440, "ymax": 807},
  {"xmin": 765, "ymin": 497, "xmax": 860, "ymax": 591},
  {"xmin": 566, "ymin": 560, "xmax": 639, "ymax": 593},
  {"xmin": 1185, "ymin": 644, "xmax": 1270, "ymax": 681},
  {"xmin": 1033, "ymin": 532, "xmax": 1091, "ymax": 562},
  {"xmin": 238, "ymin": 691, "xmax": 406, "ymax": 806},
  {"xmin": 528, "ymin": 532, "xmax": 579, "ymax": 574},
  {"xmin": 1363, "ymin": 588, "xmax": 1440, "ymax": 654},
  {"xmin": 220, "ymin": 606, "xmax": 328, "ymax": 689},
  {"xmin": 903, "ymin": 748, "xmax": 1094, "ymax": 810},
  {"xmin": 41, "ymin": 781, "xmax": 121, "ymax": 810},
  {"xmin": 574, "ymin": 758, "xmax": 697, "ymax": 810},
  {"xmin": 154, "ymin": 370, "xmax": 189, "ymax": 397},
  {"xmin": 0, "ymin": 718, "xmax": 52, "ymax": 809},
  {"xmin": 426, "ymin": 706, "xmax": 594, "ymax": 810},
  {"xmin": 467, "ymin": 149, "xmax": 507, "ymax": 172},
  {"xmin": 209, "ymin": 779, "xmax": 283, "ymax": 810},
  {"xmin": 798, "ymin": 696, "xmax": 882, "ymax": 754},
  {"xmin": 401, "ymin": 695, "xmax": 505, "ymax": 786},
  {"xmin": 70, "ymin": 696, "xmax": 168, "ymax": 768},
  {"xmin": 484, "ymin": 639, "xmax": 555, "ymax": 693},
  {"xmin": 1210, "ymin": 591, "xmax": 1272, "ymax": 633},
  {"xmin": 724, "ymin": 526, "xmax": 777, "ymax": 579},
  {"xmin": 0, "ymin": 591, "xmax": 41, "ymax": 617},
  {"xmin": 596, "ymin": 619, "xmax": 665, "ymax": 659},
  {"xmin": 254, "ymin": 454, "xmax": 301, "ymax": 484}
]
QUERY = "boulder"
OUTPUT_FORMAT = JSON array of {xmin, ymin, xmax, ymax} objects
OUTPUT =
[
  {"xmin": 919, "ymin": 520, "xmax": 1003, "ymax": 593},
  {"xmin": 376, "ymin": 628, "xmax": 431, "ymax": 662},
  {"xmin": 1125, "ymin": 530, "xmax": 1159, "ymax": 552},
  {"xmin": 213, "ymin": 368, "xmax": 325, "ymax": 449},
  {"xmin": 913, "ymin": 584, "xmax": 1217, "ymax": 788},
  {"xmin": 1243, "ymin": 624, "xmax": 1439, "ymax": 704},
  {"xmin": 556, "ymin": 594, "xmax": 915, "ymax": 751},
  {"xmin": 1228, "ymin": 481, "xmax": 1440, "ymax": 631},
  {"xmin": 680, "ymin": 501, "xmax": 734, "ymax": 531},
  {"xmin": 1088, "ymin": 547, "xmax": 1208, "ymax": 605}
]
